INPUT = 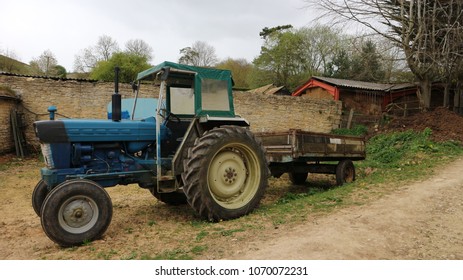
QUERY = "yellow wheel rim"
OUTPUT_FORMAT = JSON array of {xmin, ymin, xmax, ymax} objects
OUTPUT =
[{"xmin": 207, "ymin": 143, "xmax": 261, "ymax": 209}]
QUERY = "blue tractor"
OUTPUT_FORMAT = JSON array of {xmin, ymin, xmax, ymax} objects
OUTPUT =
[{"xmin": 33, "ymin": 62, "xmax": 269, "ymax": 247}]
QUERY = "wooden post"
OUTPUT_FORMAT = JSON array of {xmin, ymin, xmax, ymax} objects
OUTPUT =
[{"xmin": 347, "ymin": 109, "xmax": 354, "ymax": 129}]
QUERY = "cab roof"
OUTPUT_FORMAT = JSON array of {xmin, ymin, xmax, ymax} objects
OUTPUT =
[{"xmin": 136, "ymin": 61, "xmax": 233, "ymax": 82}]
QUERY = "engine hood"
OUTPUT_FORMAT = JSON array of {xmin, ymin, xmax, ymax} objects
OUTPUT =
[{"xmin": 34, "ymin": 117, "xmax": 165, "ymax": 143}]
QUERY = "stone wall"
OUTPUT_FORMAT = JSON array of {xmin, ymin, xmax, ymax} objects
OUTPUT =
[
  {"xmin": 0, "ymin": 98, "xmax": 19, "ymax": 153},
  {"xmin": 0, "ymin": 73, "xmax": 342, "ymax": 153},
  {"xmin": 233, "ymin": 91, "xmax": 342, "ymax": 133}
]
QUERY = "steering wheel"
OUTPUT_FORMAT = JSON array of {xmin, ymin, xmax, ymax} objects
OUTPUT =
[{"xmin": 159, "ymin": 109, "xmax": 181, "ymax": 123}]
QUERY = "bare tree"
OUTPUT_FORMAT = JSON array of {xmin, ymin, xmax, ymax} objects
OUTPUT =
[
  {"xmin": 125, "ymin": 39, "xmax": 153, "ymax": 61},
  {"xmin": 96, "ymin": 35, "xmax": 120, "ymax": 61},
  {"xmin": 30, "ymin": 49, "xmax": 58, "ymax": 75},
  {"xmin": 178, "ymin": 41, "xmax": 218, "ymax": 67},
  {"xmin": 305, "ymin": 0, "xmax": 463, "ymax": 110},
  {"xmin": 74, "ymin": 35, "xmax": 120, "ymax": 73}
]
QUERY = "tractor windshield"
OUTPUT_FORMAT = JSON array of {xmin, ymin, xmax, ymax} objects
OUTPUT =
[{"xmin": 170, "ymin": 86, "xmax": 194, "ymax": 115}]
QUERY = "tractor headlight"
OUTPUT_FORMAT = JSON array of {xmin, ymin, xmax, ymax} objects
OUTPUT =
[{"xmin": 40, "ymin": 144, "xmax": 55, "ymax": 169}]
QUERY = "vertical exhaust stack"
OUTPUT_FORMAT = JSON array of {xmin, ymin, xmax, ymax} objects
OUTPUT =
[{"xmin": 112, "ymin": 67, "xmax": 122, "ymax": 122}]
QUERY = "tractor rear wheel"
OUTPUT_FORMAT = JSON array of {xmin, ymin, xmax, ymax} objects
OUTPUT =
[
  {"xmin": 182, "ymin": 126, "xmax": 269, "ymax": 221},
  {"xmin": 40, "ymin": 179, "xmax": 112, "ymax": 247},
  {"xmin": 32, "ymin": 179, "xmax": 49, "ymax": 216}
]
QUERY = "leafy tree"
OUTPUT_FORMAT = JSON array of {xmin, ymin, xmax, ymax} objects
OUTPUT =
[
  {"xmin": 298, "ymin": 25, "xmax": 345, "ymax": 76},
  {"xmin": 325, "ymin": 49, "xmax": 351, "ymax": 79},
  {"xmin": 252, "ymin": 24, "xmax": 351, "ymax": 90},
  {"xmin": 90, "ymin": 52, "xmax": 151, "ymax": 83},
  {"xmin": 253, "ymin": 26, "xmax": 309, "ymax": 90},
  {"xmin": 259, "ymin": 25, "xmax": 293, "ymax": 39},
  {"xmin": 53, "ymin": 65, "xmax": 67, "ymax": 78},
  {"xmin": 178, "ymin": 41, "xmax": 218, "ymax": 67},
  {"xmin": 350, "ymin": 40, "xmax": 385, "ymax": 82},
  {"xmin": 216, "ymin": 58, "xmax": 253, "ymax": 89}
]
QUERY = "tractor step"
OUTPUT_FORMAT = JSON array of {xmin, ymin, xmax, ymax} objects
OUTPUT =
[{"xmin": 157, "ymin": 176, "xmax": 176, "ymax": 193}]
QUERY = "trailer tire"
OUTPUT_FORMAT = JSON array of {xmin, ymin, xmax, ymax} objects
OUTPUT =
[
  {"xmin": 336, "ymin": 160, "xmax": 355, "ymax": 186},
  {"xmin": 182, "ymin": 126, "xmax": 269, "ymax": 221},
  {"xmin": 40, "ymin": 179, "xmax": 112, "ymax": 247},
  {"xmin": 32, "ymin": 179, "xmax": 49, "ymax": 216}
]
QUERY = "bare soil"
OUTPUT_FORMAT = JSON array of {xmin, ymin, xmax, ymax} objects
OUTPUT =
[
  {"xmin": 229, "ymin": 157, "xmax": 463, "ymax": 259},
  {"xmin": 378, "ymin": 107, "xmax": 463, "ymax": 143},
  {"xmin": 1, "ymin": 154, "xmax": 463, "ymax": 260}
]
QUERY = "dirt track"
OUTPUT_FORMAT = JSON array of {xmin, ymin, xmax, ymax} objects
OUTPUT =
[{"xmin": 228, "ymin": 157, "xmax": 463, "ymax": 260}]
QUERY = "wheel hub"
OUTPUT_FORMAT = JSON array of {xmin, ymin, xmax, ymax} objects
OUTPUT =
[
  {"xmin": 61, "ymin": 198, "xmax": 94, "ymax": 229},
  {"xmin": 209, "ymin": 150, "xmax": 247, "ymax": 200},
  {"xmin": 223, "ymin": 167, "xmax": 238, "ymax": 184}
]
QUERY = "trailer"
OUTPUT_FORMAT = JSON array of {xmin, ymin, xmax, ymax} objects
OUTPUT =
[{"xmin": 257, "ymin": 129, "xmax": 366, "ymax": 185}]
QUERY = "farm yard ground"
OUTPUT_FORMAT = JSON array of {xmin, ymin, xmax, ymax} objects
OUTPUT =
[
  {"xmin": 1, "ymin": 107, "xmax": 463, "ymax": 260},
  {"xmin": 1, "ymin": 153, "xmax": 463, "ymax": 260}
]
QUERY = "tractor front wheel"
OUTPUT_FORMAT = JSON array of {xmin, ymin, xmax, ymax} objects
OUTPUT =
[
  {"xmin": 182, "ymin": 126, "xmax": 269, "ymax": 221},
  {"xmin": 32, "ymin": 179, "xmax": 49, "ymax": 216},
  {"xmin": 40, "ymin": 179, "xmax": 112, "ymax": 247}
]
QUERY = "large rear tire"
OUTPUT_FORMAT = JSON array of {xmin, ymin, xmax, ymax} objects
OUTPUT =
[
  {"xmin": 40, "ymin": 179, "xmax": 112, "ymax": 247},
  {"xmin": 182, "ymin": 126, "xmax": 269, "ymax": 221}
]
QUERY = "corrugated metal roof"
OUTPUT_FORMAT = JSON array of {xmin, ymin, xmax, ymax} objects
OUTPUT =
[{"xmin": 312, "ymin": 76, "xmax": 392, "ymax": 91}]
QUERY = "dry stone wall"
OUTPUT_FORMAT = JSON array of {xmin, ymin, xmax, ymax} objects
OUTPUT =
[
  {"xmin": 0, "ymin": 73, "xmax": 342, "ymax": 153},
  {"xmin": 0, "ymin": 98, "xmax": 19, "ymax": 153},
  {"xmin": 234, "ymin": 91, "xmax": 342, "ymax": 133}
]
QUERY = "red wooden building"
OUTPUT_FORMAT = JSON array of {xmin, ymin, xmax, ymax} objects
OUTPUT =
[{"xmin": 291, "ymin": 76, "xmax": 419, "ymax": 116}]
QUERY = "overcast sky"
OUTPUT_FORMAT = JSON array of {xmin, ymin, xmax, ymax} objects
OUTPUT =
[{"xmin": 1, "ymin": 0, "xmax": 317, "ymax": 71}]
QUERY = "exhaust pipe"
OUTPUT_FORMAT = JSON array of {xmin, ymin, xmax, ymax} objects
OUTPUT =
[{"xmin": 112, "ymin": 66, "xmax": 122, "ymax": 121}]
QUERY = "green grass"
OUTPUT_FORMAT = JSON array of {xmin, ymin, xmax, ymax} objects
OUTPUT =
[{"xmin": 331, "ymin": 124, "xmax": 368, "ymax": 136}]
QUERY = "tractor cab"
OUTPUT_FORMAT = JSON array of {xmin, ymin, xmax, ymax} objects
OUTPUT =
[
  {"xmin": 135, "ymin": 61, "xmax": 238, "ymax": 119},
  {"xmin": 134, "ymin": 62, "xmax": 250, "ymax": 189}
]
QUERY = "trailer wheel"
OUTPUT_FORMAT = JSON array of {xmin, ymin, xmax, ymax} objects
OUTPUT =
[
  {"xmin": 182, "ymin": 126, "xmax": 269, "ymax": 221},
  {"xmin": 289, "ymin": 172, "xmax": 308, "ymax": 185},
  {"xmin": 32, "ymin": 180, "xmax": 49, "ymax": 216},
  {"xmin": 336, "ymin": 160, "xmax": 355, "ymax": 185},
  {"xmin": 40, "ymin": 179, "xmax": 112, "ymax": 247}
]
